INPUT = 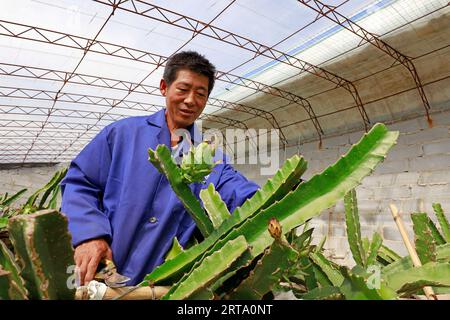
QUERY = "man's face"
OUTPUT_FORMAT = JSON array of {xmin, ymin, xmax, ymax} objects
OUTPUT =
[{"xmin": 160, "ymin": 69, "xmax": 209, "ymax": 130}]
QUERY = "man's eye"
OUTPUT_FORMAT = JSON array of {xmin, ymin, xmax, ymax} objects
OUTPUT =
[{"xmin": 178, "ymin": 88, "xmax": 187, "ymax": 92}]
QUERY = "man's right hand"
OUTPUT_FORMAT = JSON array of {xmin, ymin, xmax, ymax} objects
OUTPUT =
[{"xmin": 74, "ymin": 238, "xmax": 113, "ymax": 286}]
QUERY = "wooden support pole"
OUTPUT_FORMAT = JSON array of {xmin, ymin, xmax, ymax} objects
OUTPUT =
[{"xmin": 389, "ymin": 204, "xmax": 437, "ymax": 300}]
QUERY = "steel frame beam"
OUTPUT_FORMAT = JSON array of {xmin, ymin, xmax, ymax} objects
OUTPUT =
[
  {"xmin": 220, "ymin": 3, "xmax": 447, "ymax": 124},
  {"xmin": 0, "ymin": 20, "xmax": 288, "ymax": 142},
  {"xmin": 297, "ymin": 0, "xmax": 432, "ymax": 122},
  {"xmin": 0, "ymin": 62, "xmax": 289, "ymax": 144},
  {"xmin": 215, "ymin": 71, "xmax": 324, "ymax": 139},
  {"xmin": 0, "ymin": 86, "xmax": 247, "ymax": 129},
  {"xmin": 93, "ymin": 0, "xmax": 370, "ymax": 130},
  {"xmin": 0, "ymin": 102, "xmax": 248, "ymax": 161},
  {"xmin": 0, "ymin": 7, "xmax": 117, "ymax": 162}
]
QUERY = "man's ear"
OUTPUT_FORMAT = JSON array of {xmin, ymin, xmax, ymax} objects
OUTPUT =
[{"xmin": 160, "ymin": 79, "xmax": 167, "ymax": 96}]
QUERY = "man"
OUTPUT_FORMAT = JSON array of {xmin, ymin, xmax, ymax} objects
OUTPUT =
[{"xmin": 61, "ymin": 51, "xmax": 259, "ymax": 286}]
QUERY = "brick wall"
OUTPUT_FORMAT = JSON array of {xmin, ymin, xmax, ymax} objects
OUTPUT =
[{"xmin": 236, "ymin": 109, "xmax": 450, "ymax": 266}]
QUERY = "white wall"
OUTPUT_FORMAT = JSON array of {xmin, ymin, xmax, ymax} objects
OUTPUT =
[{"xmin": 236, "ymin": 108, "xmax": 450, "ymax": 266}]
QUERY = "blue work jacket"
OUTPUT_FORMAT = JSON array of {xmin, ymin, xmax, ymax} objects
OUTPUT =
[{"xmin": 60, "ymin": 109, "xmax": 259, "ymax": 285}]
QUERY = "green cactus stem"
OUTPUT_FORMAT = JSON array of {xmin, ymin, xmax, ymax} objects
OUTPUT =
[
  {"xmin": 432, "ymin": 203, "xmax": 450, "ymax": 243},
  {"xmin": 8, "ymin": 209, "xmax": 75, "ymax": 300},
  {"xmin": 0, "ymin": 268, "xmax": 28, "ymax": 300},
  {"xmin": 180, "ymin": 141, "xmax": 219, "ymax": 184},
  {"xmin": 148, "ymin": 145, "xmax": 214, "ymax": 237},
  {"xmin": 384, "ymin": 262, "xmax": 450, "ymax": 293},
  {"xmin": 163, "ymin": 235, "xmax": 248, "ymax": 300},
  {"xmin": 225, "ymin": 218, "xmax": 298, "ymax": 300},
  {"xmin": 377, "ymin": 244, "xmax": 401, "ymax": 266},
  {"xmin": 382, "ymin": 243, "xmax": 450, "ymax": 277},
  {"xmin": 411, "ymin": 212, "xmax": 438, "ymax": 264},
  {"xmin": 145, "ymin": 155, "xmax": 307, "ymax": 284},
  {"xmin": 200, "ymin": 183, "xmax": 230, "ymax": 229},
  {"xmin": 366, "ymin": 232, "xmax": 383, "ymax": 267},
  {"xmin": 188, "ymin": 123, "xmax": 399, "ymax": 293},
  {"xmin": 0, "ymin": 240, "xmax": 28, "ymax": 298},
  {"xmin": 310, "ymin": 252, "xmax": 344, "ymax": 287},
  {"xmin": 339, "ymin": 267, "xmax": 387, "ymax": 300},
  {"xmin": 344, "ymin": 189, "xmax": 366, "ymax": 267},
  {"xmin": 165, "ymin": 237, "xmax": 184, "ymax": 262},
  {"xmin": 148, "ymin": 123, "xmax": 398, "ymax": 294}
]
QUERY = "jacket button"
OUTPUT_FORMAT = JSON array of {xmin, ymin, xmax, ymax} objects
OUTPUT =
[{"xmin": 149, "ymin": 217, "xmax": 158, "ymax": 223}]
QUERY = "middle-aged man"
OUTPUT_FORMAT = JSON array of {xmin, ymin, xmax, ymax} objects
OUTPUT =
[{"xmin": 61, "ymin": 51, "xmax": 260, "ymax": 286}]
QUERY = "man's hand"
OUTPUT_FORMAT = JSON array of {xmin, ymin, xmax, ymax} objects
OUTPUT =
[{"xmin": 74, "ymin": 238, "xmax": 112, "ymax": 286}]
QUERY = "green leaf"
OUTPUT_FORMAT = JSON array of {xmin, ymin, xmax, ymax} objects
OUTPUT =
[
  {"xmin": 297, "ymin": 255, "xmax": 318, "ymax": 291},
  {"xmin": 339, "ymin": 268, "xmax": 383, "ymax": 300},
  {"xmin": 48, "ymin": 186, "xmax": 60, "ymax": 210},
  {"xmin": 165, "ymin": 237, "xmax": 184, "ymax": 262},
  {"xmin": 411, "ymin": 212, "xmax": 438, "ymax": 264},
  {"xmin": 366, "ymin": 232, "xmax": 383, "ymax": 267},
  {"xmin": 200, "ymin": 183, "xmax": 230, "ymax": 229},
  {"xmin": 291, "ymin": 228, "xmax": 314, "ymax": 251},
  {"xmin": 397, "ymin": 280, "xmax": 450, "ymax": 298},
  {"xmin": 344, "ymin": 189, "xmax": 366, "ymax": 267},
  {"xmin": 148, "ymin": 145, "xmax": 214, "ymax": 237},
  {"xmin": 383, "ymin": 243, "xmax": 450, "ymax": 277},
  {"xmin": 315, "ymin": 235, "xmax": 327, "ymax": 253},
  {"xmin": 38, "ymin": 168, "xmax": 67, "ymax": 209},
  {"xmin": 226, "ymin": 238, "xmax": 298, "ymax": 299},
  {"xmin": 1, "ymin": 189, "xmax": 27, "ymax": 207},
  {"xmin": 312, "ymin": 264, "xmax": 333, "ymax": 287},
  {"xmin": 25, "ymin": 169, "xmax": 65, "ymax": 209},
  {"xmin": 0, "ymin": 217, "xmax": 8, "ymax": 229},
  {"xmin": 377, "ymin": 244, "xmax": 401, "ymax": 265},
  {"xmin": 162, "ymin": 235, "xmax": 248, "ymax": 300},
  {"xmin": 384, "ymin": 262, "xmax": 450, "ymax": 293},
  {"xmin": 0, "ymin": 240, "xmax": 28, "ymax": 298},
  {"xmin": 433, "ymin": 203, "xmax": 450, "ymax": 242},
  {"xmin": 310, "ymin": 251, "xmax": 344, "ymax": 287}
]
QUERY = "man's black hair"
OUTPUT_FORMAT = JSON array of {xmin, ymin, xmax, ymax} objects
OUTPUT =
[{"xmin": 163, "ymin": 51, "xmax": 216, "ymax": 96}]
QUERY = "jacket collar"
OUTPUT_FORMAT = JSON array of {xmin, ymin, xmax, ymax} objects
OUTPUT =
[{"xmin": 146, "ymin": 109, "xmax": 203, "ymax": 146}]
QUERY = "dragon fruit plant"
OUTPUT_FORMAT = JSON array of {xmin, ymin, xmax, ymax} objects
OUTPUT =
[
  {"xmin": 277, "ymin": 189, "xmax": 450, "ymax": 300},
  {"xmin": 0, "ymin": 210, "xmax": 75, "ymax": 300},
  {"xmin": 144, "ymin": 123, "xmax": 440, "ymax": 300},
  {"xmin": 2, "ymin": 122, "xmax": 446, "ymax": 300},
  {"xmin": 179, "ymin": 140, "xmax": 220, "ymax": 184}
]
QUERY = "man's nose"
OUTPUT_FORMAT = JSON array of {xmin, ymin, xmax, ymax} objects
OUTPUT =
[{"xmin": 184, "ymin": 90, "xmax": 195, "ymax": 106}]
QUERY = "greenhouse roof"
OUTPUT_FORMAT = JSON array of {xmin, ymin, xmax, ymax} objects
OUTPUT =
[{"xmin": 0, "ymin": 0, "xmax": 448, "ymax": 163}]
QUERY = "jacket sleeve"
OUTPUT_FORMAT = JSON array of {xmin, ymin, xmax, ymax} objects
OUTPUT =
[
  {"xmin": 214, "ymin": 164, "xmax": 260, "ymax": 213},
  {"xmin": 60, "ymin": 128, "xmax": 113, "ymax": 247}
]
